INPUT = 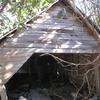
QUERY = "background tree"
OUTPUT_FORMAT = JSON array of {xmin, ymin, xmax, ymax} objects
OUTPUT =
[{"xmin": 0, "ymin": 0, "xmax": 55, "ymax": 36}]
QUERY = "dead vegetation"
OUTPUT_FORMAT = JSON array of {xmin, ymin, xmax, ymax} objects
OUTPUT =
[
  {"xmin": 6, "ymin": 53, "xmax": 100, "ymax": 100},
  {"xmin": 38, "ymin": 53, "xmax": 100, "ymax": 100}
]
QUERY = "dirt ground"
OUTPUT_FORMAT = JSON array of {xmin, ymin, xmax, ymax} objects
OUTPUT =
[
  {"xmin": 7, "ymin": 81, "xmax": 96, "ymax": 100},
  {"xmin": 7, "ymin": 82, "xmax": 78, "ymax": 100}
]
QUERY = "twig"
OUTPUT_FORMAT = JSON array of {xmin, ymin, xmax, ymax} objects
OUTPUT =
[
  {"xmin": 74, "ymin": 76, "xmax": 85, "ymax": 100},
  {"xmin": 40, "ymin": 53, "xmax": 100, "ymax": 70},
  {"xmin": 86, "ymin": 75, "xmax": 91, "ymax": 95},
  {"xmin": 40, "ymin": 53, "xmax": 100, "ymax": 99},
  {"xmin": 41, "ymin": 53, "xmax": 100, "ymax": 66}
]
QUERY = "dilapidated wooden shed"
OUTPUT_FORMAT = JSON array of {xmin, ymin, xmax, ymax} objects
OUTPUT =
[{"xmin": 0, "ymin": 0, "xmax": 100, "ymax": 100}]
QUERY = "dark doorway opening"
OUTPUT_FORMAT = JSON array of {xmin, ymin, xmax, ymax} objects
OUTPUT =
[{"xmin": 5, "ymin": 53, "xmax": 97, "ymax": 100}]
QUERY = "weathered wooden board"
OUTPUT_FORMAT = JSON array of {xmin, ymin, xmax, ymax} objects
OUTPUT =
[
  {"xmin": 14, "ymin": 32, "xmax": 93, "ymax": 37},
  {"xmin": 5, "ymin": 37, "xmax": 95, "ymax": 44},
  {"xmin": 24, "ymin": 28, "xmax": 91, "ymax": 33},
  {"xmin": 33, "ymin": 20, "xmax": 76, "ymax": 26},
  {"xmin": 28, "ymin": 24, "xmax": 88, "ymax": 31},
  {"xmin": 1, "ymin": 42, "xmax": 100, "ymax": 50},
  {"xmin": 0, "ymin": 48, "xmax": 34, "ymax": 84},
  {"xmin": 0, "ymin": 63, "xmax": 24, "ymax": 85},
  {"xmin": 0, "ymin": 48, "xmax": 36, "ymax": 60},
  {"xmin": 8, "ymin": 33, "xmax": 95, "ymax": 40},
  {"xmin": 3, "ymin": 40, "xmax": 98, "ymax": 46}
]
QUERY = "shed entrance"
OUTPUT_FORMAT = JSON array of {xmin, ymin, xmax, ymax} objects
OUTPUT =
[{"xmin": 5, "ymin": 53, "xmax": 99, "ymax": 100}]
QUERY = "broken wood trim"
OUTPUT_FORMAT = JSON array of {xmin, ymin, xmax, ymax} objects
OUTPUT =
[
  {"xmin": 0, "ymin": 28, "xmax": 17, "ymax": 42},
  {"xmin": 0, "ymin": 85, "xmax": 8, "ymax": 100},
  {"xmin": 60, "ymin": 0, "xmax": 100, "ymax": 42}
]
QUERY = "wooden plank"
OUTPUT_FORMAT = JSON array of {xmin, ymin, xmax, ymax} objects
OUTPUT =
[
  {"xmin": 6, "ymin": 34, "xmax": 96, "ymax": 44},
  {"xmin": 0, "ymin": 56, "xmax": 28, "ymax": 63},
  {"xmin": 1, "ymin": 42, "xmax": 100, "ymax": 50},
  {"xmin": 0, "ymin": 62, "xmax": 24, "ymax": 84},
  {"xmin": 33, "ymin": 17, "xmax": 76, "ymax": 23},
  {"xmin": 14, "ymin": 31, "xmax": 92, "ymax": 39},
  {"xmin": 25, "ymin": 27, "xmax": 90, "ymax": 33},
  {"xmin": 7, "ymin": 36, "xmax": 95, "ymax": 42},
  {"xmin": 27, "ymin": 48, "xmax": 100, "ymax": 53},
  {"xmin": 0, "ymin": 47, "xmax": 99, "ymax": 54},
  {"xmin": 58, "ymin": 36, "xmax": 95, "ymax": 41},
  {"xmin": 15, "ymin": 32, "xmax": 91, "ymax": 38},
  {"xmin": 13, "ymin": 33, "xmax": 94, "ymax": 39},
  {"xmin": 0, "ymin": 48, "xmax": 36, "ymax": 61},
  {"xmin": 1, "ymin": 43, "xmax": 59, "ymax": 48},
  {"xmin": 0, "ymin": 48, "xmax": 30, "ymax": 52},
  {"xmin": 0, "ymin": 51, "xmax": 33, "ymax": 58},
  {"xmin": 0, "ymin": 48, "xmax": 33, "ymax": 54},
  {"xmin": 33, "ymin": 19, "xmax": 81, "ymax": 26},
  {"xmin": 38, "ymin": 48, "xmax": 100, "ymax": 53},
  {"xmin": 0, "ymin": 62, "xmax": 24, "ymax": 73},
  {"xmin": 0, "ymin": 50, "xmax": 33, "ymax": 84},
  {"xmin": 29, "ymin": 24, "xmax": 88, "ymax": 31},
  {"xmin": 1, "ymin": 39, "xmax": 99, "ymax": 47},
  {"xmin": 0, "ymin": 48, "xmax": 99, "ymax": 58}
]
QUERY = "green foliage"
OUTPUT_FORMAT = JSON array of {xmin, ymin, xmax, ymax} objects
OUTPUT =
[
  {"xmin": 0, "ymin": 0, "xmax": 55, "ymax": 35},
  {"xmin": 96, "ymin": 16, "xmax": 100, "ymax": 25}
]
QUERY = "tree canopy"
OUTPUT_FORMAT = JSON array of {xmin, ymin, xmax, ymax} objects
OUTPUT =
[{"xmin": 0, "ymin": 0, "xmax": 55, "ymax": 36}]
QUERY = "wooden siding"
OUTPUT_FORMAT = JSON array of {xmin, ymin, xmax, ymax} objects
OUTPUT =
[{"xmin": 0, "ymin": 1, "xmax": 100, "ymax": 85}]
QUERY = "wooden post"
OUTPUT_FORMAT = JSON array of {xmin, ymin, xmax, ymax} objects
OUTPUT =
[
  {"xmin": 95, "ymin": 56, "xmax": 100, "ymax": 99},
  {"xmin": 95, "ymin": 67, "xmax": 100, "ymax": 99},
  {"xmin": 0, "ymin": 85, "xmax": 8, "ymax": 100}
]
